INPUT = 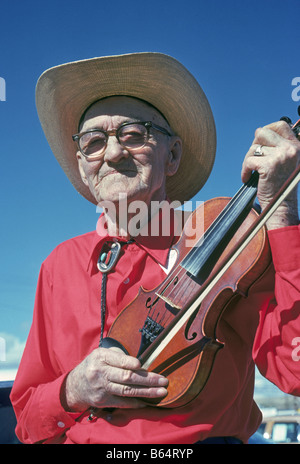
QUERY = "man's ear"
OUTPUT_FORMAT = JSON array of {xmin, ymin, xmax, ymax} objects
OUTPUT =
[
  {"xmin": 76, "ymin": 153, "xmax": 89, "ymax": 186},
  {"xmin": 166, "ymin": 136, "xmax": 182, "ymax": 177}
]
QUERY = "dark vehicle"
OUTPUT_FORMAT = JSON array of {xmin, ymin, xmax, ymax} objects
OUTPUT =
[{"xmin": 0, "ymin": 381, "xmax": 20, "ymax": 444}]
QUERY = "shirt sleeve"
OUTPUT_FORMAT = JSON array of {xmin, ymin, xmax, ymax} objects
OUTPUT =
[
  {"xmin": 10, "ymin": 261, "xmax": 80, "ymax": 444},
  {"xmin": 253, "ymin": 225, "xmax": 300, "ymax": 396}
]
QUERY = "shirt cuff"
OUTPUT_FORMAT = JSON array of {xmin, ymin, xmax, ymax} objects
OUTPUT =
[
  {"xmin": 37, "ymin": 373, "xmax": 81, "ymax": 443},
  {"xmin": 267, "ymin": 225, "xmax": 300, "ymax": 273}
]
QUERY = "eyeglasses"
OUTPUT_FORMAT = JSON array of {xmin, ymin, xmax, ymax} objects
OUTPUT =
[{"xmin": 72, "ymin": 121, "xmax": 172, "ymax": 160}]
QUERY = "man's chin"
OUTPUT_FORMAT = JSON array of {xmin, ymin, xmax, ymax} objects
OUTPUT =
[{"xmin": 96, "ymin": 189, "xmax": 145, "ymax": 207}]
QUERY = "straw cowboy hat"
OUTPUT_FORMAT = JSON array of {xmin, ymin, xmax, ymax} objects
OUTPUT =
[{"xmin": 35, "ymin": 52, "xmax": 216, "ymax": 204}]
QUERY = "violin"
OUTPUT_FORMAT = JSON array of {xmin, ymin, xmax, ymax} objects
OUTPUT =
[{"xmin": 101, "ymin": 109, "xmax": 300, "ymax": 408}]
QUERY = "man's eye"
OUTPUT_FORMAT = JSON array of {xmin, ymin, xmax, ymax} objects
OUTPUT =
[
  {"xmin": 123, "ymin": 131, "xmax": 143, "ymax": 138},
  {"xmin": 82, "ymin": 133, "xmax": 106, "ymax": 153}
]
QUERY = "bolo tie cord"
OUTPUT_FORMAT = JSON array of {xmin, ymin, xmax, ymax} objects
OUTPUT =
[
  {"xmin": 99, "ymin": 272, "xmax": 107, "ymax": 347},
  {"xmin": 98, "ymin": 239, "xmax": 134, "ymax": 347}
]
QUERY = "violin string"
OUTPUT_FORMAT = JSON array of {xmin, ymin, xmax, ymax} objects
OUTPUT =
[
  {"xmin": 184, "ymin": 182, "xmax": 252, "ymax": 270},
  {"xmin": 149, "ymin": 265, "xmax": 192, "ymax": 326},
  {"xmin": 182, "ymin": 178, "xmax": 257, "ymax": 275},
  {"xmin": 147, "ymin": 175, "xmax": 258, "ymax": 325},
  {"xmin": 148, "ymin": 195, "xmax": 235, "ymax": 322},
  {"xmin": 179, "ymin": 204, "xmax": 232, "ymax": 274},
  {"xmin": 162, "ymin": 178, "xmax": 257, "ymax": 301},
  {"xmin": 147, "ymin": 268, "xmax": 184, "ymax": 325}
]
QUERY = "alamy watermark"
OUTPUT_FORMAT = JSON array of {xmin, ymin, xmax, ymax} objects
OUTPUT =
[
  {"xmin": 292, "ymin": 337, "xmax": 300, "ymax": 362},
  {"xmin": 0, "ymin": 77, "xmax": 6, "ymax": 101},
  {"xmin": 96, "ymin": 195, "xmax": 205, "ymax": 247},
  {"xmin": 291, "ymin": 77, "xmax": 300, "ymax": 102}
]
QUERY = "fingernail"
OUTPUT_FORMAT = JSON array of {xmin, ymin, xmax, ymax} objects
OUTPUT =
[
  {"xmin": 158, "ymin": 377, "xmax": 168, "ymax": 386},
  {"xmin": 157, "ymin": 388, "xmax": 168, "ymax": 396}
]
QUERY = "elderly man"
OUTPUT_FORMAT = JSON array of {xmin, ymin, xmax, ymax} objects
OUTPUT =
[{"xmin": 11, "ymin": 53, "xmax": 300, "ymax": 444}]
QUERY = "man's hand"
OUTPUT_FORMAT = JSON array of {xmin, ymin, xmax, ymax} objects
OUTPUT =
[
  {"xmin": 241, "ymin": 121, "xmax": 300, "ymax": 229},
  {"xmin": 61, "ymin": 347, "xmax": 168, "ymax": 412}
]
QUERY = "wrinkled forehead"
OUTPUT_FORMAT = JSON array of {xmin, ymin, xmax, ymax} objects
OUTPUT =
[{"xmin": 78, "ymin": 96, "xmax": 170, "ymax": 131}]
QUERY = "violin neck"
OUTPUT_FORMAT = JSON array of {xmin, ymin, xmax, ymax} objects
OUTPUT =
[{"xmin": 181, "ymin": 171, "xmax": 259, "ymax": 282}]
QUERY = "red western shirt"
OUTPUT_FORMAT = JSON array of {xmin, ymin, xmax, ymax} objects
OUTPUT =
[{"xmin": 10, "ymin": 216, "xmax": 300, "ymax": 444}]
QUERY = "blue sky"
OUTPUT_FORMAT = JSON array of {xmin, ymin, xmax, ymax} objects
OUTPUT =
[{"xmin": 0, "ymin": 0, "xmax": 299, "ymax": 382}]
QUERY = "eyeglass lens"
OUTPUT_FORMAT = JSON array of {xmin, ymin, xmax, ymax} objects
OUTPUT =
[{"xmin": 79, "ymin": 123, "xmax": 148, "ymax": 158}]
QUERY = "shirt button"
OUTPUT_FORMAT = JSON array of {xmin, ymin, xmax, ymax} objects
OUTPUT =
[
  {"xmin": 123, "ymin": 277, "xmax": 130, "ymax": 284},
  {"xmin": 57, "ymin": 421, "xmax": 65, "ymax": 428}
]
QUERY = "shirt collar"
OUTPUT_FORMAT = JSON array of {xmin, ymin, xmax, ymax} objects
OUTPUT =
[{"xmin": 87, "ymin": 202, "xmax": 182, "ymax": 275}]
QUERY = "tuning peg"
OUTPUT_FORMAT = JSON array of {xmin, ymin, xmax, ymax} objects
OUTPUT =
[{"xmin": 280, "ymin": 116, "xmax": 292, "ymax": 124}]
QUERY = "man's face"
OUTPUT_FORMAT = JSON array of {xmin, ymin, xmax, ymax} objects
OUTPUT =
[{"xmin": 76, "ymin": 96, "xmax": 182, "ymax": 207}]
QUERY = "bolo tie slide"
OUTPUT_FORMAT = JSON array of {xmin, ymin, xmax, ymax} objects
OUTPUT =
[{"xmin": 97, "ymin": 239, "xmax": 134, "ymax": 347}]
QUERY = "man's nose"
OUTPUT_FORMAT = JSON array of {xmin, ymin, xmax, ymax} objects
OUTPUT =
[{"xmin": 103, "ymin": 136, "xmax": 129, "ymax": 163}]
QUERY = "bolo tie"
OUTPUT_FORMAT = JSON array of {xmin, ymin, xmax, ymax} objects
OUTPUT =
[
  {"xmin": 97, "ymin": 238, "xmax": 134, "ymax": 347},
  {"xmin": 86, "ymin": 238, "xmax": 135, "ymax": 423}
]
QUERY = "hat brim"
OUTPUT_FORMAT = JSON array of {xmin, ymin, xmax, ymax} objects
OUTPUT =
[{"xmin": 36, "ymin": 52, "xmax": 216, "ymax": 204}]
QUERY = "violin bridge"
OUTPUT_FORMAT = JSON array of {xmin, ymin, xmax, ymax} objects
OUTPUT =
[{"xmin": 155, "ymin": 292, "xmax": 181, "ymax": 311}]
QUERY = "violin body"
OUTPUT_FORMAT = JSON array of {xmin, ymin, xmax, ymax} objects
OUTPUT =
[{"xmin": 106, "ymin": 197, "xmax": 271, "ymax": 407}]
